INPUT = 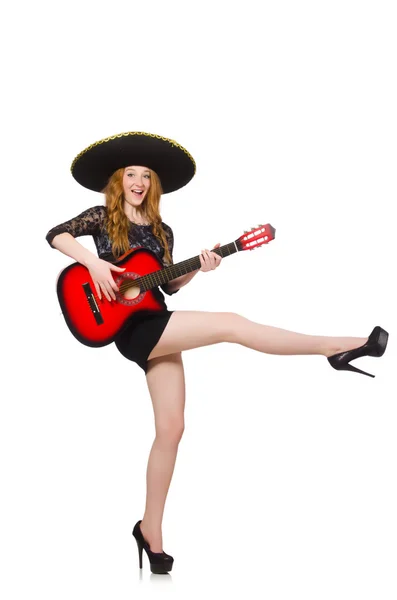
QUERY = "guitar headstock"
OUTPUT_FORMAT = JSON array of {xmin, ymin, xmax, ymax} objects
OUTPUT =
[{"xmin": 236, "ymin": 224, "xmax": 276, "ymax": 251}]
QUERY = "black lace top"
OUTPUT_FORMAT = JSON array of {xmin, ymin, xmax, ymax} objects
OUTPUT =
[{"xmin": 46, "ymin": 205, "xmax": 179, "ymax": 297}]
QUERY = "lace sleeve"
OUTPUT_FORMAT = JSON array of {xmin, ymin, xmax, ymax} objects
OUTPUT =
[
  {"xmin": 160, "ymin": 223, "xmax": 180, "ymax": 296},
  {"xmin": 45, "ymin": 205, "xmax": 106, "ymax": 248}
]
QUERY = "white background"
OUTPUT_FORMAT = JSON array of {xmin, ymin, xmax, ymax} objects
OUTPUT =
[{"xmin": 1, "ymin": 0, "xmax": 396, "ymax": 598}]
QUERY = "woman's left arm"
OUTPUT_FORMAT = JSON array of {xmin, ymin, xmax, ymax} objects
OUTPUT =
[
  {"xmin": 166, "ymin": 270, "xmax": 199, "ymax": 293},
  {"xmin": 165, "ymin": 242, "xmax": 222, "ymax": 293}
]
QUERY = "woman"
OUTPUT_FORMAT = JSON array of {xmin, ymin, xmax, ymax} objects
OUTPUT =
[{"xmin": 46, "ymin": 131, "xmax": 389, "ymax": 574}]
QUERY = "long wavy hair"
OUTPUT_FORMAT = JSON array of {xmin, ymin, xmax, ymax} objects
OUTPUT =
[{"xmin": 101, "ymin": 167, "xmax": 172, "ymax": 264}]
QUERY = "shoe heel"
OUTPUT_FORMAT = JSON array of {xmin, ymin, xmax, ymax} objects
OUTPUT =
[
  {"xmin": 344, "ymin": 362, "xmax": 375, "ymax": 378},
  {"xmin": 135, "ymin": 538, "xmax": 143, "ymax": 569}
]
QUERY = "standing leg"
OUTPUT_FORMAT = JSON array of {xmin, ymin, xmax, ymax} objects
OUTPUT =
[{"xmin": 139, "ymin": 352, "xmax": 185, "ymax": 553}]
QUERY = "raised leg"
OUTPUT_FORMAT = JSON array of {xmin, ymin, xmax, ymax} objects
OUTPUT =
[
  {"xmin": 139, "ymin": 351, "xmax": 186, "ymax": 554},
  {"xmin": 147, "ymin": 311, "xmax": 368, "ymax": 362}
]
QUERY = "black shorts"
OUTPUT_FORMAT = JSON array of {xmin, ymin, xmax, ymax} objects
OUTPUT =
[{"xmin": 114, "ymin": 310, "xmax": 174, "ymax": 374}]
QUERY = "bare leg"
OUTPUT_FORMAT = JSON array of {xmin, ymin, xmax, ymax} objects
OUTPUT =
[
  {"xmin": 147, "ymin": 311, "xmax": 368, "ymax": 362},
  {"xmin": 139, "ymin": 352, "xmax": 186, "ymax": 554},
  {"xmin": 141, "ymin": 313, "xmax": 368, "ymax": 551},
  {"xmin": 233, "ymin": 318, "xmax": 367, "ymax": 357}
]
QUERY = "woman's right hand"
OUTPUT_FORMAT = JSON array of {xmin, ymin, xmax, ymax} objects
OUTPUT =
[{"xmin": 86, "ymin": 258, "xmax": 126, "ymax": 302}]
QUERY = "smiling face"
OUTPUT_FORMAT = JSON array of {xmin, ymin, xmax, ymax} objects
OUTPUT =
[{"xmin": 122, "ymin": 165, "xmax": 151, "ymax": 207}]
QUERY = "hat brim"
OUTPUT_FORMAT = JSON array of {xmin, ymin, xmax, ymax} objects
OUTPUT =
[{"xmin": 71, "ymin": 131, "xmax": 196, "ymax": 194}]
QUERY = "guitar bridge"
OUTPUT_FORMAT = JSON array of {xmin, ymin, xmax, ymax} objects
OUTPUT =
[{"xmin": 82, "ymin": 282, "xmax": 104, "ymax": 325}]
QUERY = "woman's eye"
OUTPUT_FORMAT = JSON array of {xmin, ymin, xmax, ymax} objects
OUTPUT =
[
  {"xmin": 144, "ymin": 174, "xmax": 150, "ymax": 179},
  {"xmin": 127, "ymin": 173, "xmax": 134, "ymax": 177}
]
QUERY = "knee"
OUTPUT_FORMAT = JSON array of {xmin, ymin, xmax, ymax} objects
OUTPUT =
[
  {"xmin": 221, "ymin": 311, "xmax": 244, "ymax": 343},
  {"xmin": 156, "ymin": 419, "xmax": 185, "ymax": 445}
]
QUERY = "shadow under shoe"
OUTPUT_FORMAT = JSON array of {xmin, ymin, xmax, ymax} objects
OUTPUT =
[
  {"xmin": 327, "ymin": 326, "xmax": 389, "ymax": 378},
  {"xmin": 132, "ymin": 519, "xmax": 174, "ymax": 574}
]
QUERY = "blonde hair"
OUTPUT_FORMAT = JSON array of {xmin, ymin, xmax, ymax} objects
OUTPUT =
[{"xmin": 101, "ymin": 167, "xmax": 172, "ymax": 264}]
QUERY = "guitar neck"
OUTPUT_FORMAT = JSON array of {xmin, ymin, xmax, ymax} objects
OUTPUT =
[{"xmin": 139, "ymin": 240, "xmax": 239, "ymax": 291}]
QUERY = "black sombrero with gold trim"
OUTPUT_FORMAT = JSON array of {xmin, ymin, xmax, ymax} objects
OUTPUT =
[{"xmin": 71, "ymin": 131, "xmax": 196, "ymax": 194}]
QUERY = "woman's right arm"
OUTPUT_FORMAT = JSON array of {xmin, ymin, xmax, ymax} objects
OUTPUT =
[
  {"xmin": 51, "ymin": 232, "xmax": 125, "ymax": 302},
  {"xmin": 48, "ymin": 195, "xmax": 128, "ymax": 297},
  {"xmin": 51, "ymin": 232, "xmax": 100, "ymax": 268}
]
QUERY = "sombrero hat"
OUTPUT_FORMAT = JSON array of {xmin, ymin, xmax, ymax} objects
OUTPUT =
[{"xmin": 70, "ymin": 131, "xmax": 196, "ymax": 194}]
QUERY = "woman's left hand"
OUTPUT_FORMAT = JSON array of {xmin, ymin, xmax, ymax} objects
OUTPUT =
[{"xmin": 199, "ymin": 243, "xmax": 222, "ymax": 272}]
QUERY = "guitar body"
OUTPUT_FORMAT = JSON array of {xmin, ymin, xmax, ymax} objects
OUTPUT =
[{"xmin": 57, "ymin": 248, "xmax": 166, "ymax": 347}]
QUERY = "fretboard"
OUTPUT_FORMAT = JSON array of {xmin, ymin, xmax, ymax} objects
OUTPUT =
[{"xmin": 138, "ymin": 240, "xmax": 239, "ymax": 291}]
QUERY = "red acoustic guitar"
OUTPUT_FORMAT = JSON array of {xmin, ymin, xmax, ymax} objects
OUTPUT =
[{"xmin": 56, "ymin": 223, "xmax": 276, "ymax": 347}]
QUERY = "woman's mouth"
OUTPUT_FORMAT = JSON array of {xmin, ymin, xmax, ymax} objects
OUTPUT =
[{"xmin": 131, "ymin": 189, "xmax": 144, "ymax": 199}]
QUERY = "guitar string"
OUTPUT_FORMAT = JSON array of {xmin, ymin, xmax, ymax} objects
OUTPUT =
[
  {"xmin": 117, "ymin": 246, "xmax": 236, "ymax": 294},
  {"xmin": 116, "ymin": 239, "xmax": 269, "ymax": 294},
  {"xmin": 118, "ymin": 256, "xmax": 213, "ymax": 294}
]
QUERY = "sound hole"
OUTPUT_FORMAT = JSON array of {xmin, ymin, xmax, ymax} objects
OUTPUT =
[
  {"xmin": 115, "ymin": 272, "xmax": 145, "ymax": 306},
  {"xmin": 122, "ymin": 281, "xmax": 141, "ymax": 300}
]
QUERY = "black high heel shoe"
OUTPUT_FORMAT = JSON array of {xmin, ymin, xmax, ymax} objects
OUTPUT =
[
  {"xmin": 327, "ymin": 326, "xmax": 389, "ymax": 378},
  {"xmin": 132, "ymin": 520, "xmax": 174, "ymax": 574}
]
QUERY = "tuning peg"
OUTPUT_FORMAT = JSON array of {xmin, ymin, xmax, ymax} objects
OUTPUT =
[{"xmin": 244, "ymin": 230, "xmax": 248, "ymax": 233}]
